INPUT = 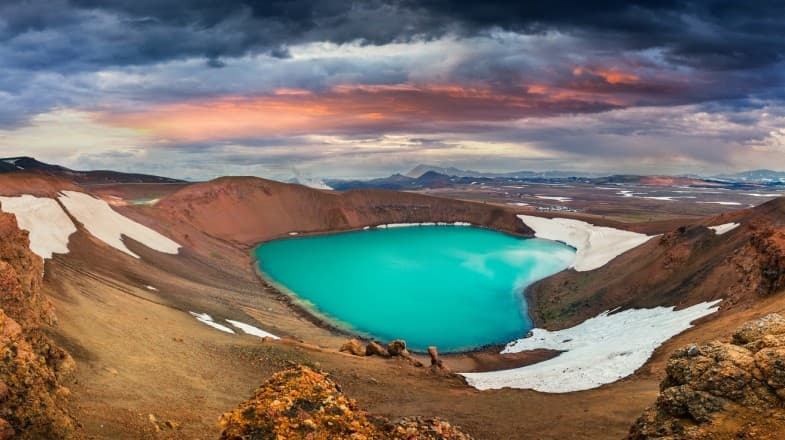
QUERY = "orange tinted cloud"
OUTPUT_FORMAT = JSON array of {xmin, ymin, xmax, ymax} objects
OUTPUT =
[
  {"xmin": 99, "ymin": 83, "xmax": 628, "ymax": 142},
  {"xmin": 573, "ymin": 66, "xmax": 640, "ymax": 84}
]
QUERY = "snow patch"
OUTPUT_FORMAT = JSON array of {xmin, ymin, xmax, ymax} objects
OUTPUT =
[
  {"xmin": 189, "ymin": 312, "xmax": 235, "ymax": 334},
  {"xmin": 226, "ymin": 319, "xmax": 280, "ymax": 340},
  {"xmin": 518, "ymin": 215, "xmax": 653, "ymax": 271},
  {"xmin": 58, "ymin": 191, "xmax": 180, "ymax": 258},
  {"xmin": 0, "ymin": 195, "xmax": 77, "ymax": 259},
  {"xmin": 698, "ymin": 201, "xmax": 742, "ymax": 206},
  {"xmin": 461, "ymin": 300, "xmax": 721, "ymax": 393},
  {"xmin": 535, "ymin": 195, "xmax": 572, "ymax": 202},
  {"xmin": 145, "ymin": 285, "xmax": 158, "ymax": 291},
  {"xmin": 708, "ymin": 222, "xmax": 740, "ymax": 235}
]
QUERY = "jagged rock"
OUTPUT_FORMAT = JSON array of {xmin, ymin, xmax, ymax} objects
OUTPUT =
[
  {"xmin": 387, "ymin": 339, "xmax": 410, "ymax": 357},
  {"xmin": 339, "ymin": 339, "xmax": 366, "ymax": 356},
  {"xmin": 628, "ymin": 313, "xmax": 785, "ymax": 439},
  {"xmin": 366, "ymin": 341, "xmax": 390, "ymax": 357},
  {"xmin": 219, "ymin": 365, "xmax": 473, "ymax": 439},
  {"xmin": 0, "ymin": 212, "xmax": 76, "ymax": 439},
  {"xmin": 428, "ymin": 346, "xmax": 450, "ymax": 372},
  {"xmin": 387, "ymin": 417, "xmax": 473, "ymax": 440},
  {"xmin": 733, "ymin": 313, "xmax": 785, "ymax": 348}
]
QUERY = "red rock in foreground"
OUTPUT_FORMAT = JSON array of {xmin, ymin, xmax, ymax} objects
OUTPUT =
[
  {"xmin": 628, "ymin": 313, "xmax": 785, "ymax": 439},
  {"xmin": 219, "ymin": 365, "xmax": 472, "ymax": 440},
  {"xmin": 0, "ymin": 212, "xmax": 76, "ymax": 439}
]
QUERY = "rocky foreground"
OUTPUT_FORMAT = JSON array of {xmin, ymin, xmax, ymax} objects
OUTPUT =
[
  {"xmin": 0, "ymin": 212, "xmax": 76, "ymax": 439},
  {"xmin": 629, "ymin": 313, "xmax": 785, "ymax": 439},
  {"xmin": 219, "ymin": 365, "xmax": 472, "ymax": 440}
]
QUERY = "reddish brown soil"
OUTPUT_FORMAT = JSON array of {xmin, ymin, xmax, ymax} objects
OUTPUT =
[
  {"xmin": 152, "ymin": 176, "xmax": 532, "ymax": 249},
  {"xmin": 0, "ymin": 173, "xmax": 79, "ymax": 197},
  {"xmin": 527, "ymin": 198, "xmax": 785, "ymax": 330},
  {"xmin": 1, "ymin": 173, "xmax": 785, "ymax": 439}
]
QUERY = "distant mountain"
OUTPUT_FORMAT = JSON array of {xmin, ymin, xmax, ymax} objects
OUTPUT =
[
  {"xmin": 713, "ymin": 169, "xmax": 785, "ymax": 183},
  {"xmin": 0, "ymin": 156, "xmax": 184, "ymax": 184},
  {"xmin": 405, "ymin": 164, "xmax": 600, "ymax": 179},
  {"xmin": 326, "ymin": 171, "xmax": 462, "ymax": 191}
]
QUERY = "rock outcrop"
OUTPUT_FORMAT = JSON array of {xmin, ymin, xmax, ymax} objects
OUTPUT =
[
  {"xmin": 387, "ymin": 340, "xmax": 410, "ymax": 358},
  {"xmin": 0, "ymin": 212, "xmax": 76, "ymax": 439},
  {"xmin": 628, "ymin": 313, "xmax": 785, "ymax": 439},
  {"xmin": 219, "ymin": 366, "xmax": 472, "ymax": 440},
  {"xmin": 339, "ymin": 338, "xmax": 367, "ymax": 357},
  {"xmin": 365, "ymin": 341, "xmax": 390, "ymax": 358}
]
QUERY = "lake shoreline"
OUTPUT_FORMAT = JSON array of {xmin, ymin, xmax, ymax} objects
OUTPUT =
[{"xmin": 250, "ymin": 224, "xmax": 575, "ymax": 355}]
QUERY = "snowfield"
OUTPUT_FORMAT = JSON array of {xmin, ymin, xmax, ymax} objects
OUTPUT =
[
  {"xmin": 698, "ymin": 201, "xmax": 742, "ymax": 206},
  {"xmin": 518, "ymin": 215, "xmax": 653, "ymax": 271},
  {"xmin": 226, "ymin": 319, "xmax": 280, "ymax": 339},
  {"xmin": 58, "ymin": 191, "xmax": 180, "ymax": 258},
  {"xmin": 0, "ymin": 195, "xmax": 77, "ymax": 259},
  {"xmin": 461, "ymin": 300, "xmax": 721, "ymax": 393},
  {"xmin": 709, "ymin": 222, "xmax": 740, "ymax": 235},
  {"xmin": 189, "ymin": 312, "xmax": 235, "ymax": 334},
  {"xmin": 535, "ymin": 195, "xmax": 572, "ymax": 202}
]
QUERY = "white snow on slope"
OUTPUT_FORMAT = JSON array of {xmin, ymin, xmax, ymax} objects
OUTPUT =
[
  {"xmin": 535, "ymin": 195, "xmax": 572, "ymax": 202},
  {"xmin": 226, "ymin": 319, "xmax": 280, "ymax": 339},
  {"xmin": 518, "ymin": 215, "xmax": 653, "ymax": 271},
  {"xmin": 0, "ymin": 195, "xmax": 77, "ymax": 259},
  {"xmin": 698, "ymin": 201, "xmax": 742, "ymax": 206},
  {"xmin": 461, "ymin": 300, "xmax": 721, "ymax": 393},
  {"xmin": 189, "ymin": 312, "xmax": 235, "ymax": 334},
  {"xmin": 58, "ymin": 191, "xmax": 180, "ymax": 258},
  {"xmin": 709, "ymin": 222, "xmax": 740, "ymax": 235}
]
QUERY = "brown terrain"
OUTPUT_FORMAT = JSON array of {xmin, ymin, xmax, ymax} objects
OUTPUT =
[
  {"xmin": 527, "ymin": 198, "xmax": 785, "ymax": 330},
  {"xmin": 0, "ymin": 170, "xmax": 784, "ymax": 439}
]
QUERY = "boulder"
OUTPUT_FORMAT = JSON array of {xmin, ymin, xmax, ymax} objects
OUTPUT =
[
  {"xmin": 387, "ymin": 339, "xmax": 410, "ymax": 357},
  {"xmin": 628, "ymin": 313, "xmax": 785, "ymax": 439},
  {"xmin": 365, "ymin": 341, "xmax": 389, "ymax": 357},
  {"xmin": 428, "ymin": 346, "xmax": 450, "ymax": 372},
  {"xmin": 339, "ymin": 339, "xmax": 366, "ymax": 357}
]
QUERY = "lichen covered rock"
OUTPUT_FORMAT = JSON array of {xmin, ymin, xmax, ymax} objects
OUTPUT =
[
  {"xmin": 219, "ymin": 366, "xmax": 472, "ymax": 440},
  {"xmin": 628, "ymin": 313, "xmax": 785, "ymax": 439}
]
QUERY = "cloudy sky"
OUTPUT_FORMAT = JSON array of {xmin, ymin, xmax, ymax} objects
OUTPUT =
[{"xmin": 1, "ymin": 0, "xmax": 784, "ymax": 180}]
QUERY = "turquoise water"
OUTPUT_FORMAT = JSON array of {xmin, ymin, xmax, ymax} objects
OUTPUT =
[{"xmin": 255, "ymin": 226, "xmax": 575, "ymax": 352}]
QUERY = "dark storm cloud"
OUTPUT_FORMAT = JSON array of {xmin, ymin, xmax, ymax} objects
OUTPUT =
[
  {"xmin": 406, "ymin": 0, "xmax": 785, "ymax": 70},
  {"xmin": 0, "ymin": 0, "xmax": 783, "ymax": 72}
]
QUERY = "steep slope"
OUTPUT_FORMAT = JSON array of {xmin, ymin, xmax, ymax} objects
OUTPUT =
[
  {"xmin": 628, "ymin": 314, "xmax": 785, "ymax": 439},
  {"xmin": 0, "ymin": 212, "xmax": 76, "ymax": 439},
  {"xmin": 153, "ymin": 176, "xmax": 531, "ymax": 248},
  {"xmin": 526, "ymin": 197, "xmax": 785, "ymax": 329},
  {"xmin": 0, "ymin": 173, "xmax": 79, "ymax": 197}
]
